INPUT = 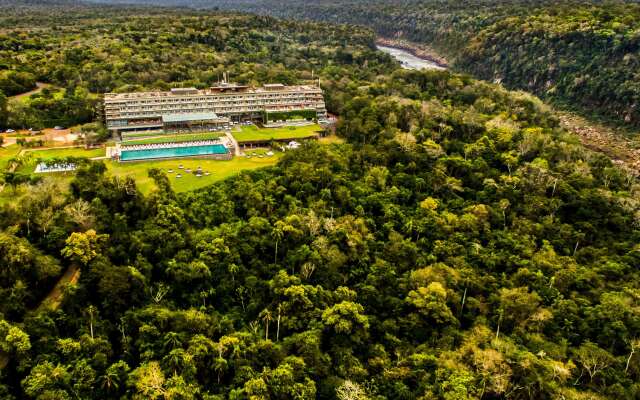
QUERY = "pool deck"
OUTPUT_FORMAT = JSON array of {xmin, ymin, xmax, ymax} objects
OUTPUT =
[
  {"xmin": 119, "ymin": 151, "xmax": 233, "ymax": 163},
  {"xmin": 111, "ymin": 136, "xmax": 235, "ymax": 162}
]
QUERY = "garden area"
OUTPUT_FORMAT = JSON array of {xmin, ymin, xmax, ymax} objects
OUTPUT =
[
  {"xmin": 232, "ymin": 124, "xmax": 322, "ymax": 143},
  {"xmin": 106, "ymin": 153, "xmax": 281, "ymax": 193}
]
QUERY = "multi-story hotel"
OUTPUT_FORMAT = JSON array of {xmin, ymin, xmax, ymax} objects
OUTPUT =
[{"xmin": 104, "ymin": 82, "xmax": 327, "ymax": 135}]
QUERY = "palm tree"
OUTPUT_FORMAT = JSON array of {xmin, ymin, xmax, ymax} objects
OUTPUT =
[
  {"xmin": 163, "ymin": 332, "xmax": 182, "ymax": 351},
  {"xmin": 100, "ymin": 369, "xmax": 120, "ymax": 392},
  {"xmin": 403, "ymin": 218, "xmax": 414, "ymax": 239},
  {"xmin": 259, "ymin": 308, "xmax": 272, "ymax": 341},
  {"xmin": 86, "ymin": 305, "xmax": 96, "ymax": 339},
  {"xmin": 276, "ymin": 303, "xmax": 283, "ymax": 341},
  {"xmin": 271, "ymin": 224, "xmax": 284, "ymax": 264}
]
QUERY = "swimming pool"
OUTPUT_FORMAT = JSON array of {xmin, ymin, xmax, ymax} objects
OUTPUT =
[{"xmin": 120, "ymin": 144, "xmax": 228, "ymax": 161}]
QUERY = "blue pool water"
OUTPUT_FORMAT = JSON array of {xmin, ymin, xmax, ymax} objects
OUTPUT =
[{"xmin": 120, "ymin": 144, "xmax": 228, "ymax": 161}]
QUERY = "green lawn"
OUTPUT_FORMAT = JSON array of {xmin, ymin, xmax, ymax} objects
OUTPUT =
[
  {"xmin": 232, "ymin": 124, "xmax": 322, "ymax": 143},
  {"xmin": 0, "ymin": 144, "xmax": 22, "ymax": 171},
  {"xmin": 107, "ymin": 154, "xmax": 281, "ymax": 194},
  {"xmin": 25, "ymin": 147, "xmax": 105, "ymax": 160},
  {"xmin": 11, "ymin": 85, "xmax": 62, "ymax": 104},
  {"xmin": 121, "ymin": 131, "xmax": 164, "ymax": 140},
  {"xmin": 1, "ymin": 149, "xmax": 279, "ymax": 203},
  {"xmin": 122, "ymin": 132, "xmax": 222, "ymax": 146}
]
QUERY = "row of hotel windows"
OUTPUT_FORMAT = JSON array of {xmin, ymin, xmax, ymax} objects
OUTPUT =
[
  {"xmin": 106, "ymin": 94, "xmax": 322, "ymax": 106},
  {"xmin": 108, "ymin": 98, "xmax": 322, "ymax": 106},
  {"xmin": 108, "ymin": 107, "xmax": 323, "ymax": 119},
  {"xmin": 105, "ymin": 99, "xmax": 323, "ymax": 109},
  {"xmin": 106, "ymin": 102, "xmax": 321, "ymax": 113}
]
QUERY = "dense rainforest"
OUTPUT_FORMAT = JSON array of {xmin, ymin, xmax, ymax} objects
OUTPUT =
[
  {"xmin": 156, "ymin": 0, "xmax": 640, "ymax": 129},
  {"xmin": 1, "ymin": 1, "xmax": 640, "ymax": 400},
  {"xmin": 0, "ymin": 1, "xmax": 389, "ymax": 129}
]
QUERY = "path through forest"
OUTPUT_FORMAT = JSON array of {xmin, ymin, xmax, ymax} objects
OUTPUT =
[
  {"xmin": 0, "ymin": 264, "xmax": 80, "ymax": 370},
  {"xmin": 9, "ymin": 82, "xmax": 50, "ymax": 101}
]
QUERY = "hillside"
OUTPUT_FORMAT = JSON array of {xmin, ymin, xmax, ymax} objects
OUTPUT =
[
  {"xmin": 0, "ymin": 2, "xmax": 639, "ymax": 400},
  {"xmin": 161, "ymin": 0, "xmax": 640, "ymax": 130}
]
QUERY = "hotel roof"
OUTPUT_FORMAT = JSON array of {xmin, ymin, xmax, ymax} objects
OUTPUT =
[{"xmin": 104, "ymin": 84, "xmax": 322, "ymax": 101}]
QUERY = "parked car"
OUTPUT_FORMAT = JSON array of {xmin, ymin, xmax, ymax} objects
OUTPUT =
[
  {"xmin": 4, "ymin": 129, "xmax": 15, "ymax": 133},
  {"xmin": 54, "ymin": 126, "xmax": 65, "ymax": 130}
]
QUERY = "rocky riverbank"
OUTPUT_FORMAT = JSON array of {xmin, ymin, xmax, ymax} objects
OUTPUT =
[
  {"xmin": 375, "ymin": 37, "xmax": 449, "ymax": 69},
  {"xmin": 557, "ymin": 111, "xmax": 640, "ymax": 174}
]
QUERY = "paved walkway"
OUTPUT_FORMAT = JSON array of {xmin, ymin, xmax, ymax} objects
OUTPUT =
[
  {"xmin": 224, "ymin": 130, "xmax": 241, "ymax": 156},
  {"xmin": 9, "ymin": 82, "xmax": 51, "ymax": 101}
]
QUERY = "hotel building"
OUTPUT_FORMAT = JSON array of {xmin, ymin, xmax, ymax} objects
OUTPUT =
[{"xmin": 104, "ymin": 83, "xmax": 327, "ymax": 135}]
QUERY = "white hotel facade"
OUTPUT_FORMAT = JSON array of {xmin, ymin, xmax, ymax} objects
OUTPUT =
[{"xmin": 104, "ymin": 83, "xmax": 327, "ymax": 134}]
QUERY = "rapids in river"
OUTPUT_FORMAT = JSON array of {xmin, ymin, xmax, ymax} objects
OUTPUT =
[{"xmin": 376, "ymin": 44, "xmax": 446, "ymax": 70}]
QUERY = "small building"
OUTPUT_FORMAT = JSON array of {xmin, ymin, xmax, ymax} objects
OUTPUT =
[{"xmin": 35, "ymin": 162, "xmax": 76, "ymax": 173}]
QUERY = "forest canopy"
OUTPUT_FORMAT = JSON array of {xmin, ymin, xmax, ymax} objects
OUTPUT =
[
  {"xmin": 0, "ymin": 2, "xmax": 639, "ymax": 400},
  {"xmin": 194, "ymin": 0, "xmax": 640, "ymax": 128}
]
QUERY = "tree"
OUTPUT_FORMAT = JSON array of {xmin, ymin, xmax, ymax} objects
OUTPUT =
[
  {"xmin": 61, "ymin": 229, "xmax": 108, "ymax": 266},
  {"xmin": 260, "ymin": 308, "xmax": 273, "ymax": 341},
  {"xmin": 130, "ymin": 361, "xmax": 166, "ymax": 400},
  {"xmin": 21, "ymin": 361, "xmax": 71, "ymax": 399},
  {"xmin": 574, "ymin": 342, "xmax": 614, "ymax": 383},
  {"xmin": 1, "ymin": 172, "xmax": 30, "ymax": 193},
  {"xmin": 64, "ymin": 199, "xmax": 95, "ymax": 230},
  {"xmin": 406, "ymin": 282, "xmax": 457, "ymax": 326},
  {"xmin": 85, "ymin": 305, "xmax": 97, "ymax": 339},
  {"xmin": 0, "ymin": 90, "xmax": 7, "ymax": 129},
  {"xmin": 625, "ymin": 338, "xmax": 640, "ymax": 375},
  {"xmin": 100, "ymin": 361, "xmax": 130, "ymax": 394},
  {"xmin": 321, "ymin": 301, "xmax": 369, "ymax": 341},
  {"xmin": 336, "ymin": 380, "xmax": 369, "ymax": 400},
  {"xmin": 0, "ymin": 319, "xmax": 31, "ymax": 355},
  {"xmin": 272, "ymin": 222, "xmax": 284, "ymax": 264}
]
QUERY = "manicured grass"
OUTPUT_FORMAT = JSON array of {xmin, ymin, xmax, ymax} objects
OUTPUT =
[
  {"xmin": 121, "ymin": 131, "xmax": 164, "ymax": 140},
  {"xmin": 106, "ymin": 154, "xmax": 282, "ymax": 194},
  {"xmin": 0, "ymin": 144, "xmax": 22, "ymax": 171},
  {"xmin": 6, "ymin": 147, "xmax": 104, "ymax": 176},
  {"xmin": 232, "ymin": 124, "xmax": 322, "ymax": 143},
  {"xmin": 25, "ymin": 147, "xmax": 104, "ymax": 160},
  {"xmin": 122, "ymin": 132, "xmax": 223, "ymax": 146}
]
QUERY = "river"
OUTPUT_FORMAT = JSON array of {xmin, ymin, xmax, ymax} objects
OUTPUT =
[{"xmin": 376, "ymin": 45, "xmax": 446, "ymax": 71}]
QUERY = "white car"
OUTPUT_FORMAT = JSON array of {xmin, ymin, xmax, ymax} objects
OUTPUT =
[
  {"xmin": 5, "ymin": 129, "xmax": 15, "ymax": 133},
  {"xmin": 54, "ymin": 126, "xmax": 64, "ymax": 130}
]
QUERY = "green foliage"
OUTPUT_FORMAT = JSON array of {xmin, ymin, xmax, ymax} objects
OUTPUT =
[
  {"xmin": 0, "ymin": 230, "xmax": 62, "ymax": 318},
  {"xmin": 0, "ymin": 3, "xmax": 393, "ymax": 129},
  {"xmin": 0, "ymin": 3, "xmax": 639, "ymax": 400},
  {"xmin": 61, "ymin": 229, "xmax": 108, "ymax": 267},
  {"xmin": 0, "ymin": 320, "xmax": 31, "ymax": 355},
  {"xmin": 0, "ymin": 90, "xmax": 7, "ymax": 129},
  {"xmin": 215, "ymin": 0, "xmax": 640, "ymax": 128},
  {"xmin": 0, "ymin": 70, "xmax": 36, "ymax": 97}
]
